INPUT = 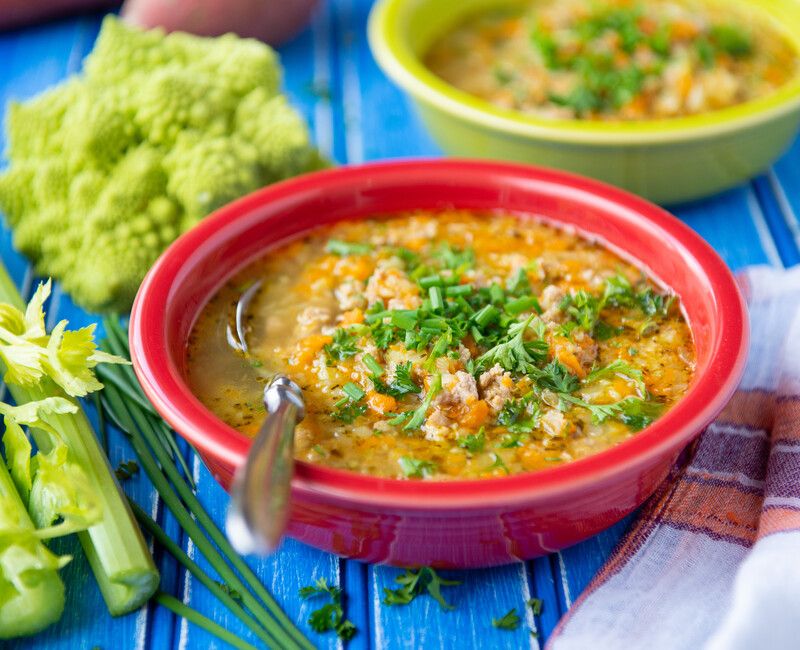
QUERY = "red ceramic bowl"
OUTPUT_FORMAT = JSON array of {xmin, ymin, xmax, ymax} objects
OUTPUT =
[{"xmin": 130, "ymin": 159, "xmax": 748, "ymax": 568}]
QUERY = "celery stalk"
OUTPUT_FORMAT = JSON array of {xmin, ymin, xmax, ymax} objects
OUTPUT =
[
  {"xmin": 0, "ymin": 265, "xmax": 159, "ymax": 615},
  {"xmin": 0, "ymin": 457, "xmax": 69, "ymax": 638}
]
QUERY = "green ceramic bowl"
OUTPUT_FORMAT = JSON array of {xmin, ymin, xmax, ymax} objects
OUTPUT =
[{"xmin": 368, "ymin": 0, "xmax": 800, "ymax": 204}]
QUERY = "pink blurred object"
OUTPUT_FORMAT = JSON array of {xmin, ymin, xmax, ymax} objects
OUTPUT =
[
  {"xmin": 0, "ymin": 0, "xmax": 119, "ymax": 31},
  {"xmin": 121, "ymin": 0, "xmax": 320, "ymax": 46}
]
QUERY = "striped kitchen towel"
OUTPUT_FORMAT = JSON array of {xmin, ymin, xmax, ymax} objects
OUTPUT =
[{"xmin": 548, "ymin": 265, "xmax": 800, "ymax": 650}]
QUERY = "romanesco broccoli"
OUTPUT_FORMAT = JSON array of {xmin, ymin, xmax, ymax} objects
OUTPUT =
[{"xmin": 0, "ymin": 15, "xmax": 322, "ymax": 312}]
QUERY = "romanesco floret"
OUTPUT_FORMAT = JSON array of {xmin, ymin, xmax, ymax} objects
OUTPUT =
[{"xmin": 0, "ymin": 15, "xmax": 322, "ymax": 312}]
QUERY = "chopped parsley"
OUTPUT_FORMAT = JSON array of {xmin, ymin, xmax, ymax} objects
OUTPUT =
[
  {"xmin": 527, "ymin": 597, "xmax": 543, "ymax": 615},
  {"xmin": 324, "ymin": 328, "xmax": 359, "ymax": 363},
  {"xmin": 114, "ymin": 459, "xmax": 139, "ymax": 481},
  {"xmin": 497, "ymin": 396, "xmax": 541, "ymax": 433},
  {"xmin": 372, "ymin": 361, "xmax": 420, "ymax": 397},
  {"xmin": 458, "ymin": 427, "xmax": 486, "ymax": 453},
  {"xmin": 382, "ymin": 567, "xmax": 461, "ymax": 610},
  {"xmin": 326, "ymin": 239, "xmax": 371, "ymax": 256},
  {"xmin": 492, "ymin": 608, "xmax": 521, "ymax": 630},
  {"xmin": 476, "ymin": 315, "xmax": 548, "ymax": 374},
  {"xmin": 585, "ymin": 359, "xmax": 646, "ymax": 395},
  {"xmin": 331, "ymin": 385, "xmax": 367, "ymax": 423},
  {"xmin": 398, "ymin": 456, "xmax": 436, "ymax": 479},
  {"xmin": 299, "ymin": 577, "xmax": 357, "ymax": 641}
]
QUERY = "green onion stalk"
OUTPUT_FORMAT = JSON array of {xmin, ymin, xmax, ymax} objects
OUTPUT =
[{"xmin": 99, "ymin": 317, "xmax": 314, "ymax": 650}]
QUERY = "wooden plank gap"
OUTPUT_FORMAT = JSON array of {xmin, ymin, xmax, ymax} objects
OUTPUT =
[
  {"xmin": 745, "ymin": 185, "xmax": 784, "ymax": 268},
  {"xmin": 766, "ymin": 169, "xmax": 800, "ymax": 255}
]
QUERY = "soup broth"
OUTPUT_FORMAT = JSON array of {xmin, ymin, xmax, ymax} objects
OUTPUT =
[
  {"xmin": 187, "ymin": 211, "xmax": 695, "ymax": 480},
  {"xmin": 425, "ymin": 0, "xmax": 798, "ymax": 121}
]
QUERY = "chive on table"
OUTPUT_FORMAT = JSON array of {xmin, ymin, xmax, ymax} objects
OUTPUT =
[{"xmin": 2, "ymin": 1, "xmax": 799, "ymax": 648}]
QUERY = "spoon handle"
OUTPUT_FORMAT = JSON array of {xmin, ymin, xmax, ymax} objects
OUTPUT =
[{"xmin": 226, "ymin": 375, "xmax": 304, "ymax": 555}]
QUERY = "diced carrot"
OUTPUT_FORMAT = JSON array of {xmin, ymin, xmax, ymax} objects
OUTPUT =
[
  {"xmin": 291, "ymin": 333, "xmax": 333, "ymax": 367},
  {"xmin": 442, "ymin": 452, "xmax": 467, "ymax": 476},
  {"xmin": 670, "ymin": 19, "xmax": 699, "ymax": 40},
  {"xmin": 337, "ymin": 255, "xmax": 374, "ymax": 281},
  {"xmin": 678, "ymin": 72, "xmax": 692, "ymax": 101},
  {"xmin": 462, "ymin": 399, "xmax": 490, "ymax": 429},
  {"xmin": 341, "ymin": 308, "xmax": 364, "ymax": 325},
  {"xmin": 367, "ymin": 391, "xmax": 397, "ymax": 415},
  {"xmin": 765, "ymin": 65, "xmax": 787, "ymax": 86},
  {"xmin": 556, "ymin": 347, "xmax": 585, "ymax": 378},
  {"xmin": 638, "ymin": 16, "xmax": 657, "ymax": 36}
]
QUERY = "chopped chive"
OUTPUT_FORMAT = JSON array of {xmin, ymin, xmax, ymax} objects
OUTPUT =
[
  {"xmin": 455, "ymin": 297, "xmax": 474, "ymax": 314},
  {"xmin": 429, "ymin": 286, "xmax": 444, "ymax": 311},
  {"xmin": 419, "ymin": 275, "xmax": 444, "ymax": 289},
  {"xmin": 364, "ymin": 309, "xmax": 390, "ymax": 323},
  {"xmin": 325, "ymin": 239, "xmax": 371, "ymax": 256},
  {"xmin": 342, "ymin": 382, "xmax": 365, "ymax": 401},
  {"xmin": 473, "ymin": 304, "xmax": 500, "ymax": 327},
  {"xmin": 470, "ymin": 325, "xmax": 485, "ymax": 343},
  {"xmin": 505, "ymin": 296, "xmax": 539, "ymax": 316},
  {"xmin": 489, "ymin": 284, "xmax": 505, "ymax": 304},
  {"xmin": 363, "ymin": 354, "xmax": 384, "ymax": 376},
  {"xmin": 420, "ymin": 319, "xmax": 448, "ymax": 331},
  {"xmin": 445, "ymin": 284, "xmax": 472, "ymax": 296},
  {"xmin": 391, "ymin": 310, "xmax": 417, "ymax": 330}
]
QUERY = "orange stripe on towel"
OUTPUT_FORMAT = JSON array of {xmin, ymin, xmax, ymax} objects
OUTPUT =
[
  {"xmin": 759, "ymin": 507, "xmax": 800, "ymax": 538},
  {"xmin": 716, "ymin": 390, "xmax": 776, "ymax": 432}
]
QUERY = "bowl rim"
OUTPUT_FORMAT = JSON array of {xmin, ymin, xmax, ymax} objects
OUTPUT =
[
  {"xmin": 367, "ymin": 0, "xmax": 800, "ymax": 145},
  {"xmin": 129, "ymin": 159, "xmax": 749, "ymax": 510}
]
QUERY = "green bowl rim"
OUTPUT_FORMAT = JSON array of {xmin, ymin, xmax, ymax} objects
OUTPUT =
[{"xmin": 368, "ymin": 0, "xmax": 800, "ymax": 145}]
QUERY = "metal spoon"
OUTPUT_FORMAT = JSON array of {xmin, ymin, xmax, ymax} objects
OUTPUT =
[{"xmin": 224, "ymin": 281, "xmax": 304, "ymax": 555}]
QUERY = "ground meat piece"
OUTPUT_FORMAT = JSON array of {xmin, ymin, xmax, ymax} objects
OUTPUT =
[
  {"xmin": 478, "ymin": 363, "xmax": 513, "ymax": 413},
  {"xmin": 457, "ymin": 344, "xmax": 472, "ymax": 367},
  {"xmin": 423, "ymin": 371, "xmax": 479, "ymax": 438},
  {"xmin": 436, "ymin": 371, "xmax": 479, "ymax": 410},
  {"xmin": 334, "ymin": 279, "xmax": 366, "ymax": 311},
  {"xmin": 296, "ymin": 305, "xmax": 331, "ymax": 335},
  {"xmin": 540, "ymin": 284, "xmax": 566, "ymax": 324},
  {"xmin": 572, "ymin": 330, "xmax": 598, "ymax": 368},
  {"xmin": 365, "ymin": 265, "xmax": 421, "ymax": 310},
  {"xmin": 541, "ymin": 408, "xmax": 569, "ymax": 438}
]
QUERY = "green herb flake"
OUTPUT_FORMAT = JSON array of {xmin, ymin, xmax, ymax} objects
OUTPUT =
[
  {"xmin": 326, "ymin": 239, "xmax": 372, "ymax": 256},
  {"xmin": 398, "ymin": 456, "xmax": 436, "ymax": 479},
  {"xmin": 492, "ymin": 607, "xmax": 521, "ymax": 630},
  {"xmin": 114, "ymin": 459, "xmax": 140, "ymax": 481},
  {"xmin": 457, "ymin": 428, "xmax": 486, "ymax": 453},
  {"xmin": 382, "ymin": 567, "xmax": 461, "ymax": 610}
]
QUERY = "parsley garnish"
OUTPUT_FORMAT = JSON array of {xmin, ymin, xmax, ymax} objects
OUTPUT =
[
  {"xmin": 497, "ymin": 396, "xmax": 541, "ymax": 433},
  {"xmin": 492, "ymin": 608, "xmax": 521, "ymax": 630},
  {"xmin": 457, "ymin": 427, "xmax": 486, "ymax": 452},
  {"xmin": 535, "ymin": 359, "xmax": 580, "ymax": 394},
  {"xmin": 331, "ymin": 385, "xmax": 367, "ymax": 423},
  {"xmin": 488, "ymin": 452, "xmax": 510, "ymax": 475},
  {"xmin": 382, "ymin": 567, "xmax": 461, "ymax": 610},
  {"xmin": 324, "ymin": 328, "xmax": 359, "ymax": 363},
  {"xmin": 372, "ymin": 360, "xmax": 420, "ymax": 397},
  {"xmin": 476, "ymin": 316, "xmax": 548, "ymax": 374},
  {"xmin": 585, "ymin": 359, "xmax": 646, "ymax": 395},
  {"xmin": 398, "ymin": 456, "xmax": 436, "ymax": 479},
  {"xmin": 326, "ymin": 239, "xmax": 371, "ymax": 256},
  {"xmin": 397, "ymin": 373, "xmax": 442, "ymax": 431},
  {"xmin": 527, "ymin": 597, "xmax": 543, "ymax": 615},
  {"xmin": 299, "ymin": 577, "xmax": 357, "ymax": 641}
]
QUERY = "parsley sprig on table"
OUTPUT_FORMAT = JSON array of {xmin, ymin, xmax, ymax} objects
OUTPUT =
[
  {"xmin": 382, "ymin": 567, "xmax": 461, "ymax": 610},
  {"xmin": 299, "ymin": 578, "xmax": 356, "ymax": 641},
  {"xmin": 492, "ymin": 608, "xmax": 521, "ymax": 630}
]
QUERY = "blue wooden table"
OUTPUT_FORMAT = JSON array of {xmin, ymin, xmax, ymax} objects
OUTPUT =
[{"xmin": 2, "ymin": 1, "xmax": 799, "ymax": 648}]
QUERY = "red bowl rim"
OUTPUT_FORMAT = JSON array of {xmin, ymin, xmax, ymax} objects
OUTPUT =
[{"xmin": 129, "ymin": 159, "xmax": 749, "ymax": 510}]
